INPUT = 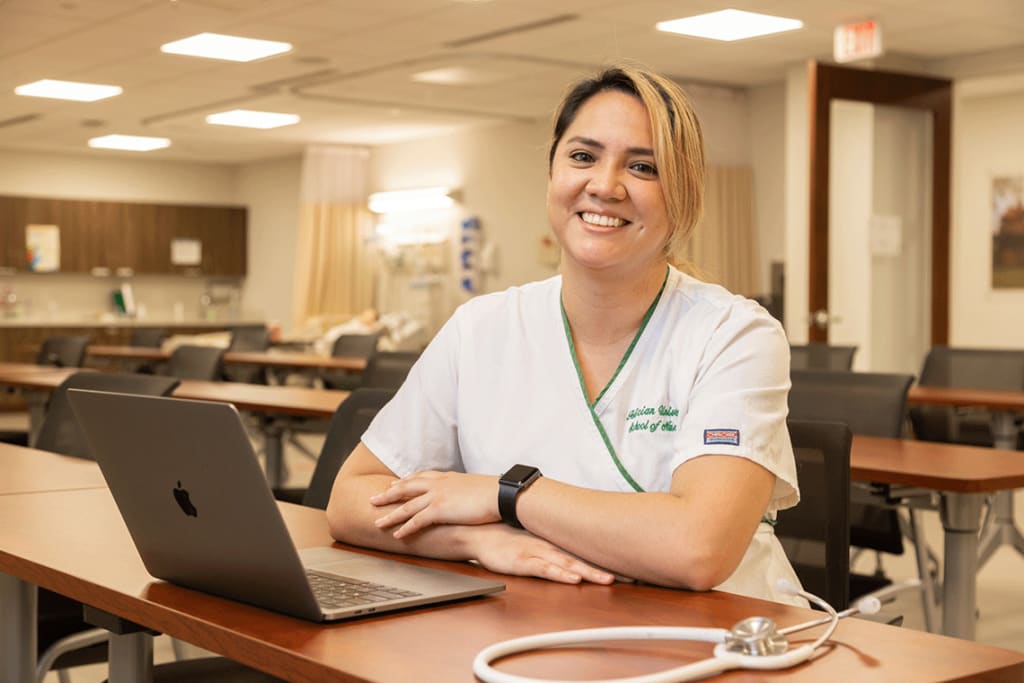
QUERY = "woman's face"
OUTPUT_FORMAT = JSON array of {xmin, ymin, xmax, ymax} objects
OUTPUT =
[{"xmin": 546, "ymin": 89, "xmax": 670, "ymax": 277}]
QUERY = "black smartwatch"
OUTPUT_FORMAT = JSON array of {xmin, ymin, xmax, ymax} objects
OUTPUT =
[{"xmin": 498, "ymin": 464, "xmax": 542, "ymax": 529}]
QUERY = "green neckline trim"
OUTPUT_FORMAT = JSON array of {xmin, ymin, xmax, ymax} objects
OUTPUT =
[{"xmin": 560, "ymin": 267, "xmax": 669, "ymax": 493}]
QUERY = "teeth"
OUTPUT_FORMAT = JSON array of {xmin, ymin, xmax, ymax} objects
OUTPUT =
[{"xmin": 580, "ymin": 212, "xmax": 626, "ymax": 227}]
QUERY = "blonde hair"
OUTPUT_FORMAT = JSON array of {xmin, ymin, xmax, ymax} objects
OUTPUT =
[{"xmin": 549, "ymin": 63, "xmax": 706, "ymax": 261}]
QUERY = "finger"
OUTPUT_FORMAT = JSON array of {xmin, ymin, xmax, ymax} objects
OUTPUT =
[
  {"xmin": 392, "ymin": 507, "xmax": 442, "ymax": 539},
  {"xmin": 373, "ymin": 495, "xmax": 430, "ymax": 529},
  {"xmin": 540, "ymin": 551, "xmax": 615, "ymax": 585},
  {"xmin": 526, "ymin": 558, "xmax": 582, "ymax": 584},
  {"xmin": 370, "ymin": 480, "xmax": 428, "ymax": 506}
]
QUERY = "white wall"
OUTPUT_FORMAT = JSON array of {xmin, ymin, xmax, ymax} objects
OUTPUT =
[
  {"xmin": 783, "ymin": 63, "xmax": 810, "ymax": 343},
  {"xmin": 236, "ymin": 155, "xmax": 302, "ymax": 330},
  {"xmin": 951, "ymin": 79, "xmax": 1024, "ymax": 347},
  {"xmin": 748, "ymin": 82, "xmax": 787, "ymax": 295}
]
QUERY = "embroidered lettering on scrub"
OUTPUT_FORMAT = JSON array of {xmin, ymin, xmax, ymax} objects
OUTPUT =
[{"xmin": 626, "ymin": 403, "xmax": 679, "ymax": 435}]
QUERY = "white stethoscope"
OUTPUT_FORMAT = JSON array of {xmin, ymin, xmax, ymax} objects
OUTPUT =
[{"xmin": 473, "ymin": 580, "xmax": 880, "ymax": 683}]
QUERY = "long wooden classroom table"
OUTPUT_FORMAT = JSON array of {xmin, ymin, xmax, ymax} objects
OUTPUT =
[
  {"xmin": 907, "ymin": 385, "xmax": 1024, "ymax": 585},
  {"xmin": 86, "ymin": 344, "xmax": 368, "ymax": 372},
  {"xmin": 0, "ymin": 363, "xmax": 349, "ymax": 487},
  {"xmin": 1, "ymin": 456, "xmax": 1021, "ymax": 682}
]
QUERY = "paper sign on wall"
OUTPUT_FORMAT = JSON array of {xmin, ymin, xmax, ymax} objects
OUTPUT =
[
  {"xmin": 171, "ymin": 238, "xmax": 202, "ymax": 266},
  {"xmin": 870, "ymin": 214, "xmax": 903, "ymax": 257},
  {"xmin": 26, "ymin": 224, "xmax": 61, "ymax": 272}
]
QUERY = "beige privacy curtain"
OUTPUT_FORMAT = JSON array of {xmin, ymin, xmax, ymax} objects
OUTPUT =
[
  {"xmin": 682, "ymin": 165, "xmax": 761, "ymax": 297},
  {"xmin": 292, "ymin": 146, "xmax": 376, "ymax": 330}
]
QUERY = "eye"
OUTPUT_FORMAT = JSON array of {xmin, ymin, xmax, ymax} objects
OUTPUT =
[
  {"xmin": 568, "ymin": 150, "xmax": 594, "ymax": 163},
  {"xmin": 630, "ymin": 161, "xmax": 658, "ymax": 177}
]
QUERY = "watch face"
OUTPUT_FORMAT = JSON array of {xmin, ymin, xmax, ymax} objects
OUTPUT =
[{"xmin": 502, "ymin": 465, "xmax": 539, "ymax": 486}]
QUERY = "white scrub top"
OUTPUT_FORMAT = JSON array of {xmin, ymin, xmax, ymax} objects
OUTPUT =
[{"xmin": 363, "ymin": 266, "xmax": 805, "ymax": 605}]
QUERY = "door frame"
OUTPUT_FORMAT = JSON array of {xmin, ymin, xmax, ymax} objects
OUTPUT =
[{"xmin": 807, "ymin": 61, "xmax": 952, "ymax": 344}]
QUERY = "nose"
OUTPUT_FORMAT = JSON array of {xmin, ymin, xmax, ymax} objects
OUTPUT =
[{"xmin": 585, "ymin": 163, "xmax": 626, "ymax": 201}]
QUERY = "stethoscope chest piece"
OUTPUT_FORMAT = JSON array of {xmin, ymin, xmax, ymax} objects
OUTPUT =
[{"xmin": 724, "ymin": 616, "xmax": 788, "ymax": 656}]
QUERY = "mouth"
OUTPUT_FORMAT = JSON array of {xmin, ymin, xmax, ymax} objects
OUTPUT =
[{"xmin": 578, "ymin": 211, "xmax": 629, "ymax": 228}]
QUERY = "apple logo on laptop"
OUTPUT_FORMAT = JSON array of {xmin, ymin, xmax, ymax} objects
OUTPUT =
[{"xmin": 173, "ymin": 481, "xmax": 198, "ymax": 517}]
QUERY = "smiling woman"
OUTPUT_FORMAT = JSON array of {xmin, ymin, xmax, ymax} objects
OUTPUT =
[{"xmin": 326, "ymin": 63, "xmax": 804, "ymax": 606}]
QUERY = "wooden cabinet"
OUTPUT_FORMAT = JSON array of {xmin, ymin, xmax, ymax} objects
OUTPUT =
[{"xmin": 0, "ymin": 195, "xmax": 247, "ymax": 276}]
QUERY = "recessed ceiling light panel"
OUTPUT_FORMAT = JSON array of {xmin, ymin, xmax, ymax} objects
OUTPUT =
[
  {"xmin": 14, "ymin": 79, "xmax": 123, "ymax": 102},
  {"xmin": 206, "ymin": 109, "xmax": 300, "ymax": 129},
  {"xmin": 656, "ymin": 9, "xmax": 803, "ymax": 42},
  {"xmin": 88, "ymin": 134, "xmax": 171, "ymax": 152},
  {"xmin": 160, "ymin": 32, "xmax": 292, "ymax": 62}
]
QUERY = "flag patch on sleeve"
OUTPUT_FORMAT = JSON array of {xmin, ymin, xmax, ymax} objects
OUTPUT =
[{"xmin": 704, "ymin": 429, "xmax": 740, "ymax": 446}]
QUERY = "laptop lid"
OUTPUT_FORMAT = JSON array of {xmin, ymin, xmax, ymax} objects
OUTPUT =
[{"xmin": 68, "ymin": 389, "xmax": 503, "ymax": 621}]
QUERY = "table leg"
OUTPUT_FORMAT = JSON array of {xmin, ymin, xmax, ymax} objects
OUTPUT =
[
  {"xmin": 0, "ymin": 573, "xmax": 37, "ymax": 683},
  {"xmin": 977, "ymin": 412, "xmax": 1024, "ymax": 568},
  {"xmin": 261, "ymin": 418, "xmax": 286, "ymax": 489},
  {"xmin": 940, "ymin": 491, "xmax": 985, "ymax": 640},
  {"xmin": 108, "ymin": 632, "xmax": 153, "ymax": 683}
]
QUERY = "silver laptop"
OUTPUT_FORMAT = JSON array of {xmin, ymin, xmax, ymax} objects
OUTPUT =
[{"xmin": 68, "ymin": 389, "xmax": 504, "ymax": 622}]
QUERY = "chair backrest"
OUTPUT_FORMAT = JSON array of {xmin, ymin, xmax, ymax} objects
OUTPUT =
[
  {"xmin": 223, "ymin": 324, "xmax": 271, "ymax": 383},
  {"xmin": 789, "ymin": 344, "xmax": 857, "ymax": 371},
  {"xmin": 789, "ymin": 369, "xmax": 913, "ymax": 438},
  {"xmin": 37, "ymin": 335, "xmax": 90, "ymax": 368},
  {"xmin": 165, "ymin": 345, "xmax": 225, "ymax": 381},
  {"xmin": 361, "ymin": 351, "xmax": 419, "ymax": 390},
  {"xmin": 776, "ymin": 419, "xmax": 852, "ymax": 610},
  {"xmin": 129, "ymin": 328, "xmax": 166, "ymax": 348},
  {"xmin": 331, "ymin": 333, "xmax": 380, "ymax": 359},
  {"xmin": 789, "ymin": 369, "xmax": 913, "ymax": 556},
  {"xmin": 910, "ymin": 346, "xmax": 1024, "ymax": 444},
  {"xmin": 35, "ymin": 371, "xmax": 180, "ymax": 460},
  {"xmin": 302, "ymin": 388, "xmax": 396, "ymax": 510}
]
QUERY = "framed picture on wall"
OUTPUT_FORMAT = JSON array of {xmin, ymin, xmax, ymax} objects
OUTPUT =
[{"xmin": 992, "ymin": 175, "xmax": 1024, "ymax": 288}]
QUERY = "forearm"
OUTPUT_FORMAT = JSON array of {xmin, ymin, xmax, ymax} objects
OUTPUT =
[
  {"xmin": 514, "ymin": 481, "xmax": 725, "ymax": 589},
  {"xmin": 327, "ymin": 472, "xmax": 478, "ymax": 561}
]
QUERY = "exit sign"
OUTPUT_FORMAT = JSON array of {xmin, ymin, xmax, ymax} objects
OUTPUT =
[{"xmin": 834, "ymin": 20, "xmax": 883, "ymax": 63}]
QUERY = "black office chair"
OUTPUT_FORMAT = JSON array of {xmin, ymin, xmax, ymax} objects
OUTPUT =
[
  {"xmin": 360, "ymin": 351, "xmax": 419, "ymax": 390},
  {"xmin": 130, "ymin": 327, "xmax": 167, "ymax": 348},
  {"xmin": 1, "ymin": 336, "xmax": 92, "ymax": 447},
  {"xmin": 223, "ymin": 324, "xmax": 271, "ymax": 384},
  {"xmin": 776, "ymin": 419, "xmax": 852, "ymax": 610},
  {"xmin": 164, "ymin": 345, "xmax": 226, "ymax": 381},
  {"xmin": 275, "ymin": 388, "xmax": 396, "ymax": 506},
  {"xmin": 909, "ymin": 346, "xmax": 1024, "ymax": 448},
  {"xmin": 789, "ymin": 343, "xmax": 857, "ymax": 371},
  {"xmin": 321, "ymin": 333, "xmax": 380, "ymax": 390},
  {"xmin": 31, "ymin": 372, "xmax": 180, "ymax": 678},
  {"xmin": 788, "ymin": 369, "xmax": 937, "ymax": 629}
]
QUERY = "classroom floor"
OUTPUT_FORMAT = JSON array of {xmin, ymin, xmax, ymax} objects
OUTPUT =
[{"xmin": 0, "ymin": 410, "xmax": 1016, "ymax": 681}]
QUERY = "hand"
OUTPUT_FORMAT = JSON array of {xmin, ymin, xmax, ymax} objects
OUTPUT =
[
  {"xmin": 370, "ymin": 470, "xmax": 499, "ymax": 539},
  {"xmin": 468, "ymin": 525, "xmax": 615, "ymax": 585}
]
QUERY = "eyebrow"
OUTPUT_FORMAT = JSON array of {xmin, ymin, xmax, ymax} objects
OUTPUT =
[{"xmin": 565, "ymin": 135, "xmax": 654, "ymax": 157}]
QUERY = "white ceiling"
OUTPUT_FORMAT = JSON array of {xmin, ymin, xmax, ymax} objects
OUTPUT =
[{"xmin": 2, "ymin": 0, "xmax": 1024, "ymax": 164}]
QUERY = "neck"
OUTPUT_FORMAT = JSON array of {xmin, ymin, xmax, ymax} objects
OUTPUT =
[{"xmin": 561, "ymin": 260, "xmax": 667, "ymax": 346}]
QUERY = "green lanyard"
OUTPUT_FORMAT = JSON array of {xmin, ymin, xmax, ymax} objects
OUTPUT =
[{"xmin": 561, "ymin": 269, "xmax": 668, "ymax": 492}]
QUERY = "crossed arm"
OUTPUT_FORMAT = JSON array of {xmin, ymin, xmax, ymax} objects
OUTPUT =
[{"xmin": 326, "ymin": 442, "xmax": 775, "ymax": 590}]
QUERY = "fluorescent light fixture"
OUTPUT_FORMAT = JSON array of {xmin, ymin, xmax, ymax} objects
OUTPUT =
[
  {"xmin": 160, "ymin": 32, "xmax": 292, "ymax": 62},
  {"xmin": 368, "ymin": 187, "xmax": 456, "ymax": 213},
  {"xmin": 656, "ymin": 9, "xmax": 803, "ymax": 42},
  {"xmin": 88, "ymin": 134, "xmax": 171, "ymax": 152},
  {"xmin": 206, "ymin": 109, "xmax": 300, "ymax": 129},
  {"xmin": 14, "ymin": 79, "xmax": 122, "ymax": 102}
]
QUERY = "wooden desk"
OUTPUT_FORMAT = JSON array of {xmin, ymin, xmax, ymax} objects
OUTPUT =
[
  {"xmin": 0, "ymin": 443, "xmax": 105, "ymax": 495},
  {"xmin": 86, "ymin": 345, "xmax": 368, "ymax": 372},
  {"xmin": 0, "ymin": 363, "xmax": 349, "ymax": 486},
  {"xmin": 2, "ymin": 487, "xmax": 1022, "ymax": 683},
  {"xmin": 907, "ymin": 384, "xmax": 1024, "ymax": 601},
  {"xmin": 852, "ymin": 435, "xmax": 1024, "ymax": 641}
]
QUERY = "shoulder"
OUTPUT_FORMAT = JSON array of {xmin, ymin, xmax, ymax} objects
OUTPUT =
[
  {"xmin": 663, "ymin": 268, "xmax": 784, "ymax": 339},
  {"xmin": 451, "ymin": 275, "xmax": 561, "ymax": 327}
]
